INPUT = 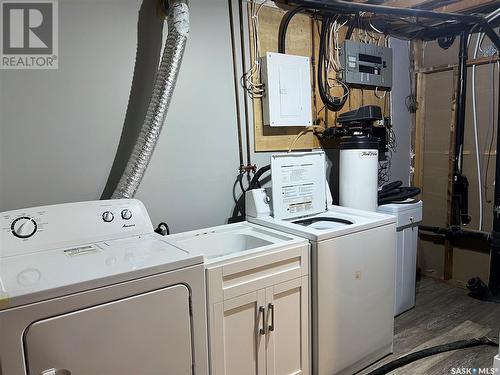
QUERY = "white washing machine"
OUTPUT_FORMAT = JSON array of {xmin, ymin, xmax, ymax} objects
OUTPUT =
[
  {"xmin": 246, "ymin": 151, "xmax": 397, "ymax": 375},
  {"xmin": 0, "ymin": 199, "xmax": 208, "ymax": 375}
]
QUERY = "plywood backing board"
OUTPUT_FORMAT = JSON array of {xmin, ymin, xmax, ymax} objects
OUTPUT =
[
  {"xmin": 248, "ymin": 5, "xmax": 317, "ymax": 152},
  {"xmin": 249, "ymin": 5, "xmax": 390, "ymax": 152},
  {"xmin": 419, "ymin": 70, "xmax": 454, "ymax": 278}
]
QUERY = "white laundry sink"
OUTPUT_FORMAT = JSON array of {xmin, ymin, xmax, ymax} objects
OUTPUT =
[
  {"xmin": 165, "ymin": 222, "xmax": 302, "ymax": 264},
  {"xmin": 174, "ymin": 233, "xmax": 273, "ymax": 259}
]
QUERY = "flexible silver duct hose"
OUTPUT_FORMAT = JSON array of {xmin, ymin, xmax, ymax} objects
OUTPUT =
[{"xmin": 112, "ymin": 0, "xmax": 189, "ymax": 199}]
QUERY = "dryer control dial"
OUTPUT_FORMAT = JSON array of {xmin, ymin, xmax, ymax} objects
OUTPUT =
[
  {"xmin": 102, "ymin": 211, "xmax": 114, "ymax": 223},
  {"xmin": 11, "ymin": 217, "xmax": 37, "ymax": 239},
  {"xmin": 121, "ymin": 209, "xmax": 132, "ymax": 220}
]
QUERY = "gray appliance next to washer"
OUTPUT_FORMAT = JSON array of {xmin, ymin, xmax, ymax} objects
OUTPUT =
[{"xmin": 378, "ymin": 200, "xmax": 423, "ymax": 316}]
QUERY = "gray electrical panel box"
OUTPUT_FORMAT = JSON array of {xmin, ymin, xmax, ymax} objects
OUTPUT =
[{"xmin": 339, "ymin": 40, "xmax": 393, "ymax": 89}]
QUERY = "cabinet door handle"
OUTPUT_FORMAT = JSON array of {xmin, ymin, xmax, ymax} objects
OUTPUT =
[
  {"xmin": 259, "ymin": 306, "xmax": 266, "ymax": 335},
  {"xmin": 268, "ymin": 303, "xmax": 275, "ymax": 332}
]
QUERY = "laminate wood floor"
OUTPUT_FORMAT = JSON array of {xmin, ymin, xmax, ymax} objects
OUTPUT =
[{"xmin": 360, "ymin": 277, "xmax": 500, "ymax": 375}]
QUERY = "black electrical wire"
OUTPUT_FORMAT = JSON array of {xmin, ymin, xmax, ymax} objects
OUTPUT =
[
  {"xmin": 248, "ymin": 164, "xmax": 271, "ymax": 191},
  {"xmin": 378, "ymin": 187, "xmax": 420, "ymax": 205},
  {"xmin": 379, "ymin": 181, "xmax": 403, "ymax": 193},
  {"xmin": 366, "ymin": 337, "xmax": 498, "ymax": 375},
  {"xmin": 278, "ymin": 6, "xmax": 306, "ymax": 54},
  {"xmin": 378, "ymin": 181, "xmax": 420, "ymax": 205},
  {"xmin": 317, "ymin": 16, "xmax": 348, "ymax": 112},
  {"xmin": 345, "ymin": 13, "xmax": 359, "ymax": 40},
  {"xmin": 230, "ymin": 165, "xmax": 272, "ymax": 221},
  {"xmin": 238, "ymin": 173, "xmax": 247, "ymax": 195},
  {"xmin": 293, "ymin": 216, "xmax": 353, "ymax": 226},
  {"xmin": 418, "ymin": 225, "xmax": 490, "ymax": 241}
]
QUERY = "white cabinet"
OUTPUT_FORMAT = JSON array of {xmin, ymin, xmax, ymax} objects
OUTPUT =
[{"xmin": 207, "ymin": 245, "xmax": 310, "ymax": 375}]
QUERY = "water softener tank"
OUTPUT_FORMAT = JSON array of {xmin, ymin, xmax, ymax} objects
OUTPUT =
[{"xmin": 339, "ymin": 136, "xmax": 379, "ymax": 211}]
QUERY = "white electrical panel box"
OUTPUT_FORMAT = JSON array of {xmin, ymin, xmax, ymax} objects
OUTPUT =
[{"xmin": 261, "ymin": 52, "xmax": 313, "ymax": 127}]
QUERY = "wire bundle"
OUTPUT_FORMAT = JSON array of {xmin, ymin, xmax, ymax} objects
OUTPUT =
[
  {"xmin": 318, "ymin": 16, "xmax": 349, "ymax": 112},
  {"xmin": 241, "ymin": 0, "xmax": 268, "ymax": 99},
  {"xmin": 378, "ymin": 160, "xmax": 391, "ymax": 186},
  {"xmin": 378, "ymin": 121, "xmax": 397, "ymax": 185}
]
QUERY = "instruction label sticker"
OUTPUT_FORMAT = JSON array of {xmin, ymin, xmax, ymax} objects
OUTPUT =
[
  {"xmin": 271, "ymin": 152, "xmax": 326, "ymax": 220},
  {"xmin": 64, "ymin": 245, "xmax": 100, "ymax": 257},
  {"xmin": 280, "ymin": 164, "xmax": 315, "ymax": 215}
]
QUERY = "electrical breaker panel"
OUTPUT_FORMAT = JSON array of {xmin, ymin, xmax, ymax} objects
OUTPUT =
[
  {"xmin": 340, "ymin": 40, "xmax": 393, "ymax": 89},
  {"xmin": 260, "ymin": 52, "xmax": 313, "ymax": 127}
]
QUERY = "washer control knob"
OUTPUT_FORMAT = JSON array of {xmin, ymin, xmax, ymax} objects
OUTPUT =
[
  {"xmin": 11, "ymin": 217, "xmax": 37, "ymax": 239},
  {"xmin": 102, "ymin": 211, "xmax": 114, "ymax": 223},
  {"xmin": 121, "ymin": 209, "xmax": 132, "ymax": 220}
]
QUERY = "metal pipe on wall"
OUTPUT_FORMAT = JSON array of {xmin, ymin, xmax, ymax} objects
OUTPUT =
[
  {"xmin": 451, "ymin": 30, "xmax": 471, "ymax": 226},
  {"xmin": 238, "ymin": 0, "xmax": 253, "ymax": 170},
  {"xmin": 454, "ymin": 31, "xmax": 469, "ymax": 177},
  {"xmin": 112, "ymin": 0, "xmax": 190, "ymax": 199},
  {"xmin": 228, "ymin": 0, "xmax": 245, "ymax": 170},
  {"xmin": 489, "ymin": 71, "xmax": 500, "ymax": 294}
]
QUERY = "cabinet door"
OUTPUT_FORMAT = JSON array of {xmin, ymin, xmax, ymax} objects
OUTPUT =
[
  {"xmin": 266, "ymin": 276, "xmax": 309, "ymax": 375},
  {"xmin": 212, "ymin": 290, "xmax": 267, "ymax": 375}
]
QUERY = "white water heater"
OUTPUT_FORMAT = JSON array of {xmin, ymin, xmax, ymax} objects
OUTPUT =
[{"xmin": 339, "ymin": 137, "xmax": 379, "ymax": 211}]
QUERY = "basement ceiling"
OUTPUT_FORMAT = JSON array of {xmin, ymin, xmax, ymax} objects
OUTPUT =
[{"xmin": 277, "ymin": 0, "xmax": 500, "ymax": 41}]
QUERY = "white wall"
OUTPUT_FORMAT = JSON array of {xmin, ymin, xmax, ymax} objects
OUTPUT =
[
  {"xmin": 0, "ymin": 0, "xmax": 241, "ymax": 232},
  {"xmin": 1, "ymin": 0, "xmax": 138, "ymax": 209}
]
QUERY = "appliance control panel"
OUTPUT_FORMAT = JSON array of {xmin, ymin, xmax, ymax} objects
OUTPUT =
[{"xmin": 0, "ymin": 199, "xmax": 153, "ymax": 258}]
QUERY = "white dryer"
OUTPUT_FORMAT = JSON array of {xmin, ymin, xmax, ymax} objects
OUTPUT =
[
  {"xmin": 246, "ymin": 151, "xmax": 397, "ymax": 375},
  {"xmin": 0, "ymin": 199, "xmax": 208, "ymax": 375}
]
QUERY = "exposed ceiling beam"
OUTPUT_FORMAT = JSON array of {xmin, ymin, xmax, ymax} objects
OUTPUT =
[
  {"xmin": 382, "ymin": 0, "xmax": 435, "ymax": 8},
  {"xmin": 433, "ymin": 0, "xmax": 498, "ymax": 13}
]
